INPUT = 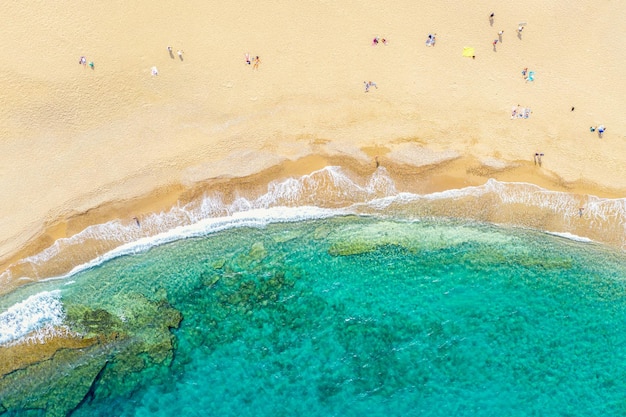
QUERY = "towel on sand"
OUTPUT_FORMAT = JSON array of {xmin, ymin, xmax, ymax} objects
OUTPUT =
[{"xmin": 462, "ymin": 47, "xmax": 475, "ymax": 57}]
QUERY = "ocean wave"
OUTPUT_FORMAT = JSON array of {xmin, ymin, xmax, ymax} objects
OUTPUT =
[
  {"xmin": 51, "ymin": 206, "xmax": 347, "ymax": 283},
  {"xmin": 4, "ymin": 167, "xmax": 626, "ymax": 289},
  {"xmin": 545, "ymin": 231, "xmax": 594, "ymax": 243},
  {"xmin": 0, "ymin": 290, "xmax": 66, "ymax": 346},
  {"xmin": 2, "ymin": 167, "xmax": 626, "ymax": 347}
]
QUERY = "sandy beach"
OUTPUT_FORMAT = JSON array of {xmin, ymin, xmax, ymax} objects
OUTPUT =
[{"xmin": 1, "ymin": 0, "xmax": 625, "ymax": 286}]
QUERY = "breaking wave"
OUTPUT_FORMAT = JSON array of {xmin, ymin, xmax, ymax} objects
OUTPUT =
[{"xmin": 2, "ymin": 167, "xmax": 625, "ymax": 291}]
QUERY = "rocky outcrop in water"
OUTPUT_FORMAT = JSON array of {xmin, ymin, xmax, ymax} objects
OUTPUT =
[{"xmin": 0, "ymin": 292, "xmax": 182, "ymax": 416}]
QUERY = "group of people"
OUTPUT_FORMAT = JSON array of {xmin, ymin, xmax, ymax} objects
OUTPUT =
[
  {"xmin": 511, "ymin": 105, "xmax": 532, "ymax": 119},
  {"xmin": 372, "ymin": 37, "xmax": 388, "ymax": 46},
  {"xmin": 590, "ymin": 125, "xmax": 606, "ymax": 138},
  {"xmin": 244, "ymin": 53, "xmax": 261, "ymax": 69},
  {"xmin": 167, "ymin": 46, "xmax": 184, "ymax": 60}
]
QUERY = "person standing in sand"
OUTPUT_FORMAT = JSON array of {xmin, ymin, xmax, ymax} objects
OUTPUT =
[
  {"xmin": 253, "ymin": 56, "xmax": 261, "ymax": 69},
  {"xmin": 177, "ymin": 50, "xmax": 184, "ymax": 60}
]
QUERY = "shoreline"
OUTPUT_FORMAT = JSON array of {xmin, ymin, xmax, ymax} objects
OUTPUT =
[
  {"xmin": 2, "ymin": 0, "xmax": 625, "ymax": 292},
  {"xmin": 2, "ymin": 151, "xmax": 625, "ymax": 296}
]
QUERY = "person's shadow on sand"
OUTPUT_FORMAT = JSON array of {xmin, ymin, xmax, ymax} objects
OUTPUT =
[
  {"xmin": 179, "ymin": 55, "xmax": 184, "ymax": 62},
  {"xmin": 169, "ymin": 50, "xmax": 175, "ymax": 59}
]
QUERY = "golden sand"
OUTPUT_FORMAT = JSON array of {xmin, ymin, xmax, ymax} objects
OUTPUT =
[{"xmin": 1, "ymin": 0, "xmax": 625, "ymax": 285}]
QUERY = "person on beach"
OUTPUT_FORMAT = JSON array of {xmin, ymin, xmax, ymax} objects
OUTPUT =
[
  {"xmin": 382, "ymin": 38, "xmax": 388, "ymax": 45},
  {"xmin": 522, "ymin": 67, "xmax": 528, "ymax": 77},
  {"xmin": 598, "ymin": 125, "xmax": 605, "ymax": 138},
  {"xmin": 489, "ymin": 13, "xmax": 494, "ymax": 25},
  {"xmin": 372, "ymin": 37, "xmax": 380, "ymax": 46},
  {"xmin": 364, "ymin": 81, "xmax": 378, "ymax": 92},
  {"xmin": 493, "ymin": 39, "xmax": 498, "ymax": 50},
  {"xmin": 168, "ymin": 46, "xmax": 174, "ymax": 58},
  {"xmin": 245, "ymin": 53, "xmax": 251, "ymax": 65},
  {"xmin": 88, "ymin": 61, "xmax": 94, "ymax": 69},
  {"xmin": 498, "ymin": 30, "xmax": 504, "ymax": 42},
  {"xmin": 578, "ymin": 208, "xmax": 585, "ymax": 218},
  {"xmin": 253, "ymin": 56, "xmax": 261, "ymax": 69},
  {"xmin": 177, "ymin": 50, "xmax": 184, "ymax": 60},
  {"xmin": 151, "ymin": 66, "xmax": 159, "ymax": 76},
  {"xmin": 79, "ymin": 56, "xmax": 87, "ymax": 67},
  {"xmin": 590, "ymin": 126, "xmax": 596, "ymax": 132}
]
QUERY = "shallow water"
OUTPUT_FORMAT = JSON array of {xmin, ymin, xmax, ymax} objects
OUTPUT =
[
  {"xmin": 3, "ymin": 167, "xmax": 625, "ymax": 291},
  {"xmin": 2, "ymin": 216, "xmax": 626, "ymax": 416}
]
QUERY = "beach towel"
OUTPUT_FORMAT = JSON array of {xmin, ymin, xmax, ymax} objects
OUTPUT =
[
  {"xmin": 527, "ymin": 71, "xmax": 535, "ymax": 81},
  {"xmin": 462, "ymin": 47, "xmax": 475, "ymax": 57}
]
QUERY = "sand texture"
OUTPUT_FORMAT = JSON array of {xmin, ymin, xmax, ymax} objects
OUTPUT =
[{"xmin": 1, "ymin": 0, "xmax": 625, "ymax": 274}]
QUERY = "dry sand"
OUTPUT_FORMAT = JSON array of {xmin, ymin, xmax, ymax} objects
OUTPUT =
[{"xmin": 1, "ymin": 0, "xmax": 625, "ymax": 277}]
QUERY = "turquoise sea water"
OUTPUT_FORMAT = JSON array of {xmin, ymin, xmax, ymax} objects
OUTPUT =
[{"xmin": 2, "ymin": 216, "xmax": 626, "ymax": 416}]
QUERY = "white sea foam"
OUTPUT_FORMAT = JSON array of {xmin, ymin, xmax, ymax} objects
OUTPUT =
[
  {"xmin": 4, "ymin": 169, "xmax": 626, "ymax": 347},
  {"xmin": 8, "ymin": 168, "xmax": 626, "ymax": 285},
  {"xmin": 48, "ymin": 206, "xmax": 349, "ymax": 283},
  {"xmin": 545, "ymin": 231, "xmax": 594, "ymax": 243},
  {"xmin": 0, "ymin": 290, "xmax": 66, "ymax": 346}
]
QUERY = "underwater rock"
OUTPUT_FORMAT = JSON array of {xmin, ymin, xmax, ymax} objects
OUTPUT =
[
  {"xmin": 211, "ymin": 258, "xmax": 226, "ymax": 269},
  {"xmin": 0, "ymin": 346, "xmax": 109, "ymax": 417},
  {"xmin": 68, "ymin": 306, "xmax": 125, "ymax": 338},
  {"xmin": 328, "ymin": 240, "xmax": 375, "ymax": 256},
  {"xmin": 0, "ymin": 334, "xmax": 96, "ymax": 376},
  {"xmin": 249, "ymin": 242, "xmax": 267, "ymax": 261},
  {"xmin": 0, "ymin": 293, "xmax": 182, "ymax": 416}
]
